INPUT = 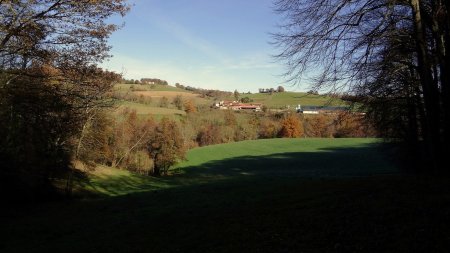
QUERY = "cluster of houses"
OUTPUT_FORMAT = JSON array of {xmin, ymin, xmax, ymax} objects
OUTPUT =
[
  {"xmin": 212, "ymin": 101, "xmax": 356, "ymax": 115},
  {"xmin": 213, "ymin": 101, "xmax": 262, "ymax": 112}
]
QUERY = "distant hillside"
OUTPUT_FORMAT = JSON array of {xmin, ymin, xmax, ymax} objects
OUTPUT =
[
  {"xmin": 115, "ymin": 83, "xmax": 187, "ymax": 92},
  {"xmin": 118, "ymin": 101, "xmax": 186, "ymax": 116},
  {"xmin": 113, "ymin": 83, "xmax": 349, "ymax": 113},
  {"xmin": 113, "ymin": 83, "xmax": 211, "ymax": 117},
  {"xmin": 243, "ymin": 92, "xmax": 348, "ymax": 109}
]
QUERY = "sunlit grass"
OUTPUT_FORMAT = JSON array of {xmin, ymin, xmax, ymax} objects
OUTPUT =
[
  {"xmin": 245, "ymin": 92, "xmax": 348, "ymax": 108},
  {"xmin": 79, "ymin": 138, "xmax": 395, "ymax": 197}
]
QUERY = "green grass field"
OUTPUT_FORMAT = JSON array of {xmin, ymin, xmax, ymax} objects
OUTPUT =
[
  {"xmin": 173, "ymin": 138, "xmax": 395, "ymax": 178},
  {"xmin": 113, "ymin": 83, "xmax": 212, "ymax": 117},
  {"xmin": 2, "ymin": 138, "xmax": 450, "ymax": 252},
  {"xmin": 76, "ymin": 138, "xmax": 395, "ymax": 197},
  {"xmin": 114, "ymin": 85, "xmax": 349, "ymax": 116},
  {"xmin": 245, "ymin": 92, "xmax": 348, "ymax": 109}
]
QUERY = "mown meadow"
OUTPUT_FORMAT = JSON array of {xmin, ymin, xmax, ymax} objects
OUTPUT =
[
  {"xmin": 245, "ymin": 91, "xmax": 348, "ymax": 109},
  {"xmin": 2, "ymin": 138, "xmax": 449, "ymax": 252}
]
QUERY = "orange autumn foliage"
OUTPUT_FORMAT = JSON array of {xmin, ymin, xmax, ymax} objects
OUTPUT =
[{"xmin": 278, "ymin": 114, "xmax": 304, "ymax": 138}]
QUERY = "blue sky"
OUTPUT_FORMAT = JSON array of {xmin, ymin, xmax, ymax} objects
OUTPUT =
[{"xmin": 101, "ymin": 0, "xmax": 301, "ymax": 92}]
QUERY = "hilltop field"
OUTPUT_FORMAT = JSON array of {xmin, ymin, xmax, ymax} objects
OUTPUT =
[
  {"xmin": 245, "ymin": 91, "xmax": 347, "ymax": 109},
  {"xmin": 113, "ymin": 83, "xmax": 211, "ymax": 117},
  {"xmin": 113, "ymin": 83, "xmax": 348, "ymax": 116},
  {"xmin": 2, "ymin": 138, "xmax": 450, "ymax": 252}
]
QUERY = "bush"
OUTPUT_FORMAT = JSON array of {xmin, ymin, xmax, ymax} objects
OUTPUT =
[
  {"xmin": 278, "ymin": 114, "xmax": 304, "ymax": 138},
  {"xmin": 259, "ymin": 119, "xmax": 280, "ymax": 139},
  {"xmin": 184, "ymin": 100, "xmax": 197, "ymax": 113},
  {"xmin": 334, "ymin": 112, "xmax": 375, "ymax": 138},
  {"xmin": 303, "ymin": 114, "xmax": 334, "ymax": 137},
  {"xmin": 197, "ymin": 124, "xmax": 222, "ymax": 146},
  {"xmin": 159, "ymin": 96, "xmax": 169, "ymax": 108},
  {"xmin": 173, "ymin": 95, "xmax": 184, "ymax": 110}
]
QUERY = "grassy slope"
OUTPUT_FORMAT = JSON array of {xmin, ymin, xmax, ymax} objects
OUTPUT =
[
  {"xmin": 2, "ymin": 139, "xmax": 450, "ymax": 252},
  {"xmin": 174, "ymin": 138, "xmax": 395, "ymax": 177},
  {"xmin": 76, "ymin": 138, "xmax": 394, "ymax": 197},
  {"xmin": 115, "ymin": 85, "xmax": 349, "ymax": 114},
  {"xmin": 245, "ymin": 92, "xmax": 348, "ymax": 108},
  {"xmin": 114, "ymin": 84, "xmax": 211, "ymax": 116},
  {"xmin": 117, "ymin": 101, "xmax": 186, "ymax": 116}
]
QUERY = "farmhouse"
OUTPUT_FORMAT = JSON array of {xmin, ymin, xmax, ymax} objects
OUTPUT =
[{"xmin": 214, "ymin": 101, "xmax": 262, "ymax": 112}]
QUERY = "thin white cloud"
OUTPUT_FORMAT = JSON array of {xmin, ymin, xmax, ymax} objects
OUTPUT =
[
  {"xmin": 225, "ymin": 53, "xmax": 279, "ymax": 70},
  {"xmin": 135, "ymin": 5, "xmax": 232, "ymax": 65}
]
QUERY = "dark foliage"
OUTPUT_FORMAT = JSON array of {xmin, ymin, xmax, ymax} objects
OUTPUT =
[
  {"xmin": 0, "ymin": 0, "xmax": 129, "ymax": 198},
  {"xmin": 273, "ymin": 0, "xmax": 450, "ymax": 172}
]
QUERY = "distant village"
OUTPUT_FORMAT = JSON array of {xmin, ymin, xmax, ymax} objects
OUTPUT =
[
  {"xmin": 213, "ymin": 101, "xmax": 351, "ymax": 114},
  {"xmin": 213, "ymin": 101, "xmax": 262, "ymax": 112}
]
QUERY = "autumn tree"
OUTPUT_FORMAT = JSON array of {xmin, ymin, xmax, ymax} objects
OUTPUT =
[
  {"xmin": 278, "ymin": 114, "xmax": 303, "ymax": 138},
  {"xmin": 75, "ymin": 109, "xmax": 114, "ymax": 167},
  {"xmin": 184, "ymin": 99, "xmax": 197, "ymax": 113},
  {"xmin": 0, "ymin": 0, "xmax": 129, "ymax": 196},
  {"xmin": 173, "ymin": 95, "xmax": 184, "ymax": 110},
  {"xmin": 303, "ymin": 114, "xmax": 333, "ymax": 138},
  {"xmin": 107, "ymin": 109, "xmax": 155, "ymax": 172},
  {"xmin": 147, "ymin": 118, "xmax": 186, "ymax": 176},
  {"xmin": 259, "ymin": 119, "xmax": 280, "ymax": 139},
  {"xmin": 196, "ymin": 123, "xmax": 222, "ymax": 146}
]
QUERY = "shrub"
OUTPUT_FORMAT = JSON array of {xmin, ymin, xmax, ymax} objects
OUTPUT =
[
  {"xmin": 159, "ymin": 96, "xmax": 169, "ymax": 108},
  {"xmin": 184, "ymin": 100, "xmax": 197, "ymax": 113},
  {"xmin": 223, "ymin": 110, "xmax": 237, "ymax": 126},
  {"xmin": 303, "ymin": 114, "xmax": 334, "ymax": 137},
  {"xmin": 259, "ymin": 119, "xmax": 280, "ymax": 139},
  {"xmin": 173, "ymin": 95, "xmax": 184, "ymax": 110},
  {"xmin": 196, "ymin": 124, "xmax": 222, "ymax": 146},
  {"xmin": 278, "ymin": 114, "xmax": 304, "ymax": 138}
]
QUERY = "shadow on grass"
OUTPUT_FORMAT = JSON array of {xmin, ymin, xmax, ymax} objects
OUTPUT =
[
  {"xmin": 77, "ymin": 172, "xmax": 174, "ymax": 197},
  {"xmin": 80, "ymin": 142, "xmax": 397, "ymax": 197},
  {"xmin": 3, "ymin": 143, "xmax": 450, "ymax": 252},
  {"xmin": 175, "ymin": 143, "xmax": 397, "ymax": 179}
]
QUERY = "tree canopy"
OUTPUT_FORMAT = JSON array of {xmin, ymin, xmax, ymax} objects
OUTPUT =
[
  {"xmin": 0, "ymin": 0, "xmax": 129, "ymax": 197},
  {"xmin": 274, "ymin": 0, "xmax": 449, "ymax": 171}
]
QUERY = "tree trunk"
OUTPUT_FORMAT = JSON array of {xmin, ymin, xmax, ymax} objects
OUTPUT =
[
  {"xmin": 152, "ymin": 165, "xmax": 161, "ymax": 177},
  {"xmin": 441, "ymin": 1, "xmax": 450, "ymax": 161},
  {"xmin": 410, "ymin": 0, "xmax": 441, "ymax": 172}
]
